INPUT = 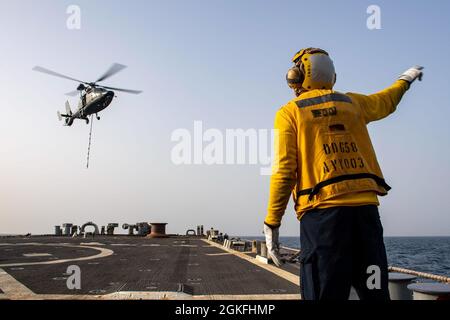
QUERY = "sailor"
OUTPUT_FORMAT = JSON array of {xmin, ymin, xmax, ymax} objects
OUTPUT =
[{"xmin": 263, "ymin": 47, "xmax": 423, "ymax": 300}]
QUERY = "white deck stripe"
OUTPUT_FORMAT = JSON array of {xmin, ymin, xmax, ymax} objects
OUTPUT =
[
  {"xmin": 23, "ymin": 253, "xmax": 52, "ymax": 257},
  {"xmin": 23, "ymin": 292, "xmax": 300, "ymax": 300},
  {"xmin": 0, "ymin": 243, "xmax": 114, "ymax": 268},
  {"xmin": 0, "ymin": 268, "xmax": 35, "ymax": 299},
  {"xmin": 195, "ymin": 294, "xmax": 300, "ymax": 300},
  {"xmin": 202, "ymin": 239, "xmax": 300, "ymax": 287},
  {"xmin": 172, "ymin": 245, "xmax": 198, "ymax": 247}
]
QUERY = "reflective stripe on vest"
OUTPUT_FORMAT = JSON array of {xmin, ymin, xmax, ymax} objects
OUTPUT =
[
  {"xmin": 297, "ymin": 173, "xmax": 392, "ymax": 201},
  {"xmin": 295, "ymin": 93, "xmax": 352, "ymax": 109}
]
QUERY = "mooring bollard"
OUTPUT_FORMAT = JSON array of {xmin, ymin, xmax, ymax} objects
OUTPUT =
[
  {"xmin": 62, "ymin": 223, "xmax": 73, "ymax": 236},
  {"xmin": 260, "ymin": 241, "xmax": 268, "ymax": 258},
  {"xmin": 251, "ymin": 240, "xmax": 257, "ymax": 253},
  {"xmin": 148, "ymin": 223, "xmax": 168, "ymax": 238},
  {"xmin": 408, "ymin": 283, "xmax": 450, "ymax": 300},
  {"xmin": 388, "ymin": 272, "xmax": 417, "ymax": 300},
  {"xmin": 255, "ymin": 241, "xmax": 269, "ymax": 264},
  {"xmin": 54, "ymin": 226, "xmax": 62, "ymax": 236},
  {"xmin": 232, "ymin": 241, "xmax": 245, "ymax": 252},
  {"xmin": 256, "ymin": 241, "xmax": 262, "ymax": 255}
]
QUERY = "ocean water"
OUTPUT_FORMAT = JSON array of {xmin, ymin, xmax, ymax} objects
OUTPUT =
[{"xmin": 241, "ymin": 236, "xmax": 450, "ymax": 277}]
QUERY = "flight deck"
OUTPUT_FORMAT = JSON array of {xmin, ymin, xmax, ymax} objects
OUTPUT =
[{"xmin": 0, "ymin": 236, "xmax": 300, "ymax": 300}]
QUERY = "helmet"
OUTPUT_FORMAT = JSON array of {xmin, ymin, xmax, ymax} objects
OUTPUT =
[{"xmin": 286, "ymin": 47, "xmax": 336, "ymax": 95}]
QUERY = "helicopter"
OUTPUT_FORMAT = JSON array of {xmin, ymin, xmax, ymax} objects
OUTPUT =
[{"xmin": 33, "ymin": 63, "xmax": 142, "ymax": 126}]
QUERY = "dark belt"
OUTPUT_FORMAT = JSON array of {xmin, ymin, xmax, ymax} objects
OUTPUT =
[{"xmin": 297, "ymin": 173, "xmax": 391, "ymax": 201}]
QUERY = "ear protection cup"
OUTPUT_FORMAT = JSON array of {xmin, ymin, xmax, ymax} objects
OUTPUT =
[{"xmin": 286, "ymin": 66, "xmax": 304, "ymax": 90}]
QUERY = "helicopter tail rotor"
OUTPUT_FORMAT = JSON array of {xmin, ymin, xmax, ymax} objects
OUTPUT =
[
  {"xmin": 57, "ymin": 111, "xmax": 73, "ymax": 126},
  {"xmin": 57, "ymin": 101, "xmax": 74, "ymax": 126}
]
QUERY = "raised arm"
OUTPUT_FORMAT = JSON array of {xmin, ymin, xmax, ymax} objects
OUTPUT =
[{"xmin": 347, "ymin": 66, "xmax": 424, "ymax": 123}]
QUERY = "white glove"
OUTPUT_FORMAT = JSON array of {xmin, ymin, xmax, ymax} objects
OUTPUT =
[
  {"xmin": 263, "ymin": 223, "xmax": 284, "ymax": 267},
  {"xmin": 398, "ymin": 65, "xmax": 424, "ymax": 84}
]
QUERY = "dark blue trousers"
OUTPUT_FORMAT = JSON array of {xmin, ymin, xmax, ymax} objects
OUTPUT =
[{"xmin": 299, "ymin": 205, "xmax": 390, "ymax": 300}]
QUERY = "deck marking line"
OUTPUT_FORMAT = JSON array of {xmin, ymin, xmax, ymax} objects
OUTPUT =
[
  {"xmin": 32, "ymin": 292, "xmax": 300, "ymax": 300},
  {"xmin": 110, "ymin": 244, "xmax": 136, "ymax": 246},
  {"xmin": 202, "ymin": 239, "xmax": 300, "ymax": 286},
  {"xmin": 0, "ymin": 244, "xmax": 114, "ymax": 268},
  {"xmin": 80, "ymin": 242, "xmax": 105, "ymax": 246},
  {"xmin": 0, "ymin": 268, "xmax": 35, "ymax": 299},
  {"xmin": 23, "ymin": 253, "xmax": 52, "ymax": 257},
  {"xmin": 172, "ymin": 245, "xmax": 198, "ymax": 247}
]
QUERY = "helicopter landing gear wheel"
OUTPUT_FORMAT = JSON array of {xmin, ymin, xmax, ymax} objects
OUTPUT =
[
  {"xmin": 85, "ymin": 118, "xmax": 89, "ymax": 125},
  {"xmin": 96, "ymin": 114, "xmax": 100, "ymax": 121}
]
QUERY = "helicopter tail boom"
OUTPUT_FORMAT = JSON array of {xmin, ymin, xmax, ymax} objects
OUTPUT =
[
  {"xmin": 65, "ymin": 101, "xmax": 73, "ymax": 116},
  {"xmin": 56, "ymin": 112, "xmax": 74, "ymax": 126}
]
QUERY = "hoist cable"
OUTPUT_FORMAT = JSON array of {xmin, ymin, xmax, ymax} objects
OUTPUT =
[{"xmin": 86, "ymin": 115, "xmax": 94, "ymax": 169}]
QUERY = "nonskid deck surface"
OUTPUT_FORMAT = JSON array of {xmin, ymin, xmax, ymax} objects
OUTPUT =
[{"xmin": 0, "ymin": 236, "xmax": 300, "ymax": 299}]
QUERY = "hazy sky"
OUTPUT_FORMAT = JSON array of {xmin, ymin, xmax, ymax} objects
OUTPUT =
[{"xmin": 1, "ymin": 0, "xmax": 449, "ymax": 236}]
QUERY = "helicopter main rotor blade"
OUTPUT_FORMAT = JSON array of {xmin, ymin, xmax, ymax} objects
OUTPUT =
[
  {"xmin": 95, "ymin": 63, "xmax": 127, "ymax": 83},
  {"xmin": 65, "ymin": 90, "xmax": 80, "ymax": 96},
  {"xmin": 99, "ymin": 85, "xmax": 142, "ymax": 94},
  {"xmin": 32, "ymin": 66, "xmax": 88, "ymax": 84}
]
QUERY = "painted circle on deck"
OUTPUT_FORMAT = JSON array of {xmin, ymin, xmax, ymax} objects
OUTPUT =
[{"xmin": 0, "ymin": 243, "xmax": 113, "ymax": 268}]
